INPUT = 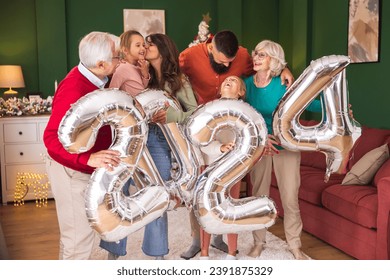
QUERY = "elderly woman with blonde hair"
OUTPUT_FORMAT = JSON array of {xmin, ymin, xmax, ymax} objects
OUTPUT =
[{"xmin": 244, "ymin": 39, "xmax": 321, "ymax": 260}]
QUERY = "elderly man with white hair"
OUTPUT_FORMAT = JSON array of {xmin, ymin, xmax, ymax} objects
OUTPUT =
[{"xmin": 43, "ymin": 31, "xmax": 121, "ymax": 260}]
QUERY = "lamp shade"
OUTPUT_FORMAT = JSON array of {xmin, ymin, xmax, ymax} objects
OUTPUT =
[{"xmin": 0, "ymin": 65, "xmax": 25, "ymax": 94}]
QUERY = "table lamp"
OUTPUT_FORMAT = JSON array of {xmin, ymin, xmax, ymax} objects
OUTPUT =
[{"xmin": 0, "ymin": 65, "xmax": 25, "ymax": 99}]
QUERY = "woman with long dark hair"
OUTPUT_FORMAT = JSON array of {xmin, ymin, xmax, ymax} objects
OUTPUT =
[{"xmin": 141, "ymin": 33, "xmax": 197, "ymax": 259}]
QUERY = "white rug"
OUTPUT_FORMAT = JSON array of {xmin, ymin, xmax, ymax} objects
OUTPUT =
[{"xmin": 91, "ymin": 206, "xmax": 297, "ymax": 260}]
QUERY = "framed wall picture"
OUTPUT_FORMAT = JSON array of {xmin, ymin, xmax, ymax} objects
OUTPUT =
[
  {"xmin": 348, "ymin": 0, "xmax": 380, "ymax": 63},
  {"xmin": 123, "ymin": 9, "xmax": 165, "ymax": 37}
]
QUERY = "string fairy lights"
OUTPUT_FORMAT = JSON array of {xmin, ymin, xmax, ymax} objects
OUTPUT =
[{"xmin": 14, "ymin": 172, "xmax": 50, "ymax": 207}]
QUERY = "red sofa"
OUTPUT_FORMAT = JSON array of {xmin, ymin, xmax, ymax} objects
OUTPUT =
[{"xmin": 249, "ymin": 121, "xmax": 390, "ymax": 260}]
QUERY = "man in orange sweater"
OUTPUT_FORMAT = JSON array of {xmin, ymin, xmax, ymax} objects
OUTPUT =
[{"xmin": 179, "ymin": 30, "xmax": 294, "ymax": 259}]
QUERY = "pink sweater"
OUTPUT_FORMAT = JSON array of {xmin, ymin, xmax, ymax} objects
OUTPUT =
[{"xmin": 109, "ymin": 62, "xmax": 149, "ymax": 96}]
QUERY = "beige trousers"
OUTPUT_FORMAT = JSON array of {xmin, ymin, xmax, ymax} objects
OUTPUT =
[
  {"xmin": 189, "ymin": 208, "xmax": 201, "ymax": 240},
  {"xmin": 250, "ymin": 149, "xmax": 302, "ymax": 250},
  {"xmin": 46, "ymin": 158, "xmax": 96, "ymax": 259}
]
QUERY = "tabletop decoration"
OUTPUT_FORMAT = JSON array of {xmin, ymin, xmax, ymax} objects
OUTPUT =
[{"xmin": 0, "ymin": 96, "xmax": 52, "ymax": 117}]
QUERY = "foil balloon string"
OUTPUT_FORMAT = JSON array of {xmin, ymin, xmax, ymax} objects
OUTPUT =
[
  {"xmin": 273, "ymin": 55, "xmax": 362, "ymax": 182},
  {"xmin": 135, "ymin": 90, "xmax": 203, "ymax": 208},
  {"xmin": 135, "ymin": 89, "xmax": 182, "ymax": 120},
  {"xmin": 159, "ymin": 122, "xmax": 203, "ymax": 208},
  {"xmin": 185, "ymin": 99, "xmax": 277, "ymax": 234}
]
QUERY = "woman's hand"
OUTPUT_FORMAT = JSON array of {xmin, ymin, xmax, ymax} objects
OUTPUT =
[
  {"xmin": 263, "ymin": 135, "xmax": 280, "ymax": 156},
  {"xmin": 151, "ymin": 101, "xmax": 169, "ymax": 124},
  {"xmin": 348, "ymin": 103, "xmax": 354, "ymax": 118},
  {"xmin": 151, "ymin": 109, "xmax": 167, "ymax": 124},
  {"xmin": 87, "ymin": 150, "xmax": 121, "ymax": 171}
]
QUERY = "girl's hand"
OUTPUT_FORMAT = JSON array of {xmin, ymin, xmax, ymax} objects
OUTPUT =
[
  {"xmin": 220, "ymin": 142, "xmax": 235, "ymax": 153},
  {"xmin": 138, "ymin": 59, "xmax": 150, "ymax": 79}
]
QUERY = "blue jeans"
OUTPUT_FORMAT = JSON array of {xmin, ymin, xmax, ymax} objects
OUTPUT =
[
  {"xmin": 99, "ymin": 180, "xmax": 131, "ymax": 256},
  {"xmin": 100, "ymin": 125, "xmax": 171, "ymax": 257}
]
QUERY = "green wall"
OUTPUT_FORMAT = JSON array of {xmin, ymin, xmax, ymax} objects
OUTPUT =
[
  {"xmin": 308, "ymin": 0, "xmax": 389, "ymax": 129},
  {"xmin": 242, "ymin": 0, "xmax": 279, "ymax": 51},
  {"xmin": 36, "ymin": 0, "xmax": 68, "ymax": 96},
  {"xmin": 0, "ymin": 0, "xmax": 388, "ymax": 129},
  {"xmin": 64, "ymin": 0, "xmax": 220, "ymax": 67},
  {"xmin": 0, "ymin": 0, "xmax": 278, "ymax": 96},
  {"xmin": 0, "ymin": 0, "xmax": 38, "ymax": 96}
]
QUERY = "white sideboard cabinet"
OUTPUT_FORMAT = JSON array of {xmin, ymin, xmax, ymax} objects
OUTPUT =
[{"xmin": 0, "ymin": 115, "xmax": 52, "ymax": 204}]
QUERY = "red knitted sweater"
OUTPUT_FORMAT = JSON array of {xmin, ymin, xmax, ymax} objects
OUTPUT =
[{"xmin": 43, "ymin": 67, "xmax": 112, "ymax": 174}]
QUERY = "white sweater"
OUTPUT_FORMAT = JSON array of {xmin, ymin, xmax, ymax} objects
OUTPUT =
[{"xmin": 201, "ymin": 129, "xmax": 236, "ymax": 165}]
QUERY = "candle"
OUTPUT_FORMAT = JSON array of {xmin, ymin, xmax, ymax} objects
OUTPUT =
[{"xmin": 54, "ymin": 80, "xmax": 58, "ymax": 92}]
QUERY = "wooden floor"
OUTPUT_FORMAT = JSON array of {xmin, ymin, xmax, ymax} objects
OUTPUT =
[{"xmin": 0, "ymin": 199, "xmax": 354, "ymax": 260}]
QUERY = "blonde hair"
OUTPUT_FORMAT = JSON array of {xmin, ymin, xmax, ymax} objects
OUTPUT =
[
  {"xmin": 221, "ymin": 76, "xmax": 246, "ymax": 99},
  {"xmin": 254, "ymin": 40, "xmax": 287, "ymax": 77},
  {"xmin": 236, "ymin": 76, "xmax": 246, "ymax": 99},
  {"xmin": 120, "ymin": 30, "xmax": 143, "ymax": 50}
]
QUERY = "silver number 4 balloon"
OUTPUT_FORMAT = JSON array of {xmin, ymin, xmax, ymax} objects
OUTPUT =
[{"xmin": 273, "ymin": 55, "xmax": 362, "ymax": 182}]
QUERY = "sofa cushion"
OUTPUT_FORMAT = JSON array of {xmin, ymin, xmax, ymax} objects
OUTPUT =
[
  {"xmin": 342, "ymin": 144, "xmax": 389, "ymax": 185},
  {"xmin": 300, "ymin": 151, "xmax": 327, "ymax": 170},
  {"xmin": 373, "ymin": 157, "xmax": 390, "ymax": 187},
  {"xmin": 347, "ymin": 126, "xmax": 390, "ymax": 170},
  {"xmin": 298, "ymin": 120, "xmax": 328, "ymax": 170},
  {"xmin": 297, "ymin": 166, "xmax": 345, "ymax": 206},
  {"xmin": 322, "ymin": 184, "xmax": 377, "ymax": 229}
]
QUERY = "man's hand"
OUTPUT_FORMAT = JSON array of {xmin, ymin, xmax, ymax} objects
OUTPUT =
[
  {"xmin": 281, "ymin": 67, "xmax": 295, "ymax": 88},
  {"xmin": 87, "ymin": 150, "xmax": 121, "ymax": 171}
]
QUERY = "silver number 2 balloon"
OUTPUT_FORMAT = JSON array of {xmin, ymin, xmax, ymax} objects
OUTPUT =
[{"xmin": 185, "ymin": 99, "xmax": 277, "ymax": 234}]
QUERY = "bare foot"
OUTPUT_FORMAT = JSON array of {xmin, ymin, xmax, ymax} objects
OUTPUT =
[
  {"xmin": 247, "ymin": 244, "xmax": 264, "ymax": 258},
  {"xmin": 289, "ymin": 248, "xmax": 310, "ymax": 260}
]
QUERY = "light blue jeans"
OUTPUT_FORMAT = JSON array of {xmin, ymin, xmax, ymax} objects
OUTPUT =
[{"xmin": 100, "ymin": 125, "xmax": 171, "ymax": 257}]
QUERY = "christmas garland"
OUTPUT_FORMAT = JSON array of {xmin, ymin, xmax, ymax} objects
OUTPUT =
[{"xmin": 0, "ymin": 96, "xmax": 53, "ymax": 117}]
